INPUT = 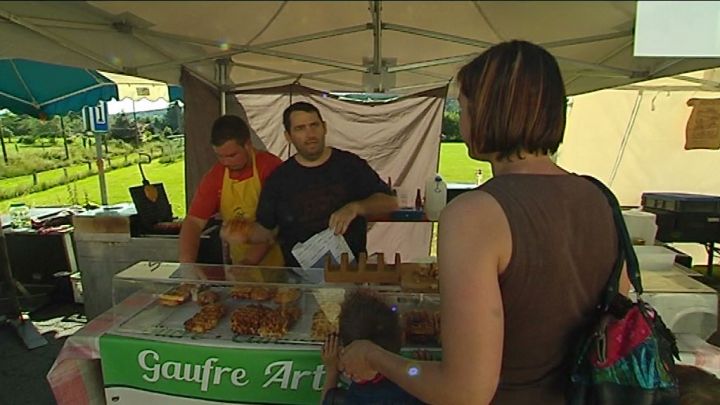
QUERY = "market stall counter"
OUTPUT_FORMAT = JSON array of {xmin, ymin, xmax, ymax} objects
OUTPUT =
[{"xmin": 48, "ymin": 260, "xmax": 442, "ymax": 405}]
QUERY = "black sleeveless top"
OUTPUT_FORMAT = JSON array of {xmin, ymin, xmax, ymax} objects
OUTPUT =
[{"xmin": 481, "ymin": 174, "xmax": 618, "ymax": 404}]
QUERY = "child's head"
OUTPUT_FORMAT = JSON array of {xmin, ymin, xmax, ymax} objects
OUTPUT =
[
  {"xmin": 674, "ymin": 364, "xmax": 720, "ymax": 405},
  {"xmin": 339, "ymin": 289, "xmax": 402, "ymax": 353}
]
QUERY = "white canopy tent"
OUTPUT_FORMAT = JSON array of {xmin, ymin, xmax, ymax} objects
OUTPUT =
[
  {"xmin": 3, "ymin": 1, "xmax": 720, "ymax": 98},
  {"xmin": 558, "ymin": 68, "xmax": 720, "ymax": 207},
  {"xmin": 557, "ymin": 68, "xmax": 720, "ymax": 266},
  {"xmin": 4, "ymin": 1, "xmax": 720, "ymax": 260}
]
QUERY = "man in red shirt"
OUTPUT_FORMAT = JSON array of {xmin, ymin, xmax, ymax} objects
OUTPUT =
[{"xmin": 179, "ymin": 115, "xmax": 283, "ymax": 265}]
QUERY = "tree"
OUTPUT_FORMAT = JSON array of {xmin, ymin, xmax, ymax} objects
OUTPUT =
[
  {"xmin": 442, "ymin": 110, "xmax": 461, "ymax": 142},
  {"xmin": 164, "ymin": 102, "xmax": 183, "ymax": 134},
  {"xmin": 109, "ymin": 112, "xmax": 139, "ymax": 144}
]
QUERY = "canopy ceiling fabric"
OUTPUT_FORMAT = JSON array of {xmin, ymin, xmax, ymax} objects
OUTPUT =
[
  {"xmin": 3, "ymin": 1, "xmax": 720, "ymax": 97},
  {"xmin": 0, "ymin": 58, "xmax": 182, "ymax": 118},
  {"xmin": 557, "ymin": 68, "xmax": 720, "ymax": 207}
]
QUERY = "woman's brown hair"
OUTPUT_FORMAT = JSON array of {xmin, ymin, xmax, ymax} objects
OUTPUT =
[{"xmin": 457, "ymin": 40, "xmax": 567, "ymax": 160}]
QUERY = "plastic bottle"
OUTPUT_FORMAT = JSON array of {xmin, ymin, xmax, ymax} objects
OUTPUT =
[
  {"xmin": 9, "ymin": 202, "xmax": 31, "ymax": 230},
  {"xmin": 424, "ymin": 174, "xmax": 447, "ymax": 221}
]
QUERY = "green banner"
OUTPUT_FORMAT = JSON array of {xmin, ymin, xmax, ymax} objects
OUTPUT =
[{"xmin": 100, "ymin": 334, "xmax": 324, "ymax": 404}]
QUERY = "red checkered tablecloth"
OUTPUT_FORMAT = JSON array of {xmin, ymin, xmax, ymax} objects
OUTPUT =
[{"xmin": 46, "ymin": 293, "xmax": 155, "ymax": 405}]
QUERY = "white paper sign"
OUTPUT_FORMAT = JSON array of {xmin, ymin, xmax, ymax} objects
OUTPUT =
[{"xmin": 291, "ymin": 228, "xmax": 355, "ymax": 269}]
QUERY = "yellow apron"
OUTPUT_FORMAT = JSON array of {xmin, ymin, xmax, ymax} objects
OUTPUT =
[{"xmin": 220, "ymin": 149, "xmax": 284, "ymax": 267}]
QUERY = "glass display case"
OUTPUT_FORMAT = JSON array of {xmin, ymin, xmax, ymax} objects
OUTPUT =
[
  {"xmin": 101, "ymin": 261, "xmax": 440, "ymax": 405},
  {"xmin": 109, "ymin": 261, "xmax": 441, "ymax": 348}
]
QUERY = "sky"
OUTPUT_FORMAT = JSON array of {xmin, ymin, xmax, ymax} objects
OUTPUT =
[{"xmin": 106, "ymin": 98, "xmax": 170, "ymax": 115}]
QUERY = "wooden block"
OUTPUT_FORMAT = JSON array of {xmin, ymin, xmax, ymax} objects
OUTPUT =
[
  {"xmin": 340, "ymin": 252, "xmax": 352, "ymax": 272},
  {"xmin": 358, "ymin": 252, "xmax": 367, "ymax": 272},
  {"xmin": 323, "ymin": 251, "xmax": 401, "ymax": 284}
]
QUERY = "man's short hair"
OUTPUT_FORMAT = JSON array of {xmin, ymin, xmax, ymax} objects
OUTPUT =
[
  {"xmin": 282, "ymin": 102, "xmax": 323, "ymax": 132},
  {"xmin": 210, "ymin": 115, "xmax": 251, "ymax": 146},
  {"xmin": 457, "ymin": 40, "xmax": 567, "ymax": 160},
  {"xmin": 339, "ymin": 289, "xmax": 402, "ymax": 353}
]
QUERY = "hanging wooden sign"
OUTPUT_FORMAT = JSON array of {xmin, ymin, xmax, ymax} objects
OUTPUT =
[{"xmin": 685, "ymin": 98, "xmax": 720, "ymax": 150}]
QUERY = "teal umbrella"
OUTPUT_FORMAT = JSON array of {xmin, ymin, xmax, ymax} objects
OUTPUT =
[{"xmin": 0, "ymin": 58, "xmax": 182, "ymax": 118}]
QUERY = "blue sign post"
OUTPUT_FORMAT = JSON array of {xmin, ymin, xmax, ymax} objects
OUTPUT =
[
  {"xmin": 82, "ymin": 101, "xmax": 109, "ymax": 133},
  {"xmin": 82, "ymin": 101, "xmax": 110, "ymax": 205}
]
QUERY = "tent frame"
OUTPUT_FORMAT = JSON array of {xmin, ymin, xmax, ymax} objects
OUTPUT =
[{"xmin": 0, "ymin": 1, "xmax": 664, "ymax": 96}]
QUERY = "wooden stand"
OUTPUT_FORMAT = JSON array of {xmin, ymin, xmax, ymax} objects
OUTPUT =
[{"xmin": 324, "ymin": 252, "xmax": 403, "ymax": 284}]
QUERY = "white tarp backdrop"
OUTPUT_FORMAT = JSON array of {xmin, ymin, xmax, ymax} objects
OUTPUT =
[{"xmin": 234, "ymin": 84, "xmax": 446, "ymax": 260}]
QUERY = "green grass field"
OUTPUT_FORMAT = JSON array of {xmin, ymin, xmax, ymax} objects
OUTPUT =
[
  {"xmin": 0, "ymin": 143, "xmax": 485, "ymax": 218},
  {"xmin": 438, "ymin": 142, "xmax": 493, "ymax": 183},
  {"xmin": 1, "ymin": 160, "xmax": 186, "ymax": 216},
  {"xmin": 0, "ymin": 163, "xmax": 91, "ymax": 190}
]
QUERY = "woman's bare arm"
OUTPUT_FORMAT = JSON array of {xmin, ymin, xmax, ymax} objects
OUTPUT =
[{"xmin": 341, "ymin": 191, "xmax": 511, "ymax": 404}]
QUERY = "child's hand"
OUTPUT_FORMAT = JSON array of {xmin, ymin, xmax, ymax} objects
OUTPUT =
[{"xmin": 322, "ymin": 333, "xmax": 341, "ymax": 371}]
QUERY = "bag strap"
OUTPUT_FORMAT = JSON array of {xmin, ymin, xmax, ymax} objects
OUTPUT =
[{"xmin": 582, "ymin": 176, "xmax": 643, "ymax": 307}]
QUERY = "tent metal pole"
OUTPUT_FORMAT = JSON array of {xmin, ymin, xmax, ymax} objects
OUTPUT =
[
  {"xmin": 0, "ymin": 9, "xmax": 119, "ymax": 71},
  {"xmin": 371, "ymin": 0, "xmax": 383, "ymax": 91},
  {"xmin": 232, "ymin": 63, "xmax": 347, "ymax": 78},
  {"xmin": 384, "ymin": 23, "xmax": 639, "ymax": 77},
  {"xmin": 137, "ymin": 25, "xmax": 369, "ymax": 72},
  {"xmin": 216, "ymin": 59, "xmax": 229, "ymax": 115},
  {"xmin": 0, "ymin": 116, "xmax": 7, "ymax": 164},
  {"xmin": 92, "ymin": 130, "xmax": 109, "ymax": 205},
  {"xmin": 673, "ymin": 75, "xmax": 720, "ymax": 88},
  {"xmin": 231, "ymin": 75, "xmax": 359, "ymax": 91},
  {"xmin": 383, "ymin": 23, "xmax": 496, "ymax": 48},
  {"xmin": 539, "ymin": 30, "xmax": 634, "ymax": 49},
  {"xmin": 60, "ymin": 116, "xmax": 70, "ymax": 160},
  {"xmin": 608, "ymin": 90, "xmax": 643, "ymax": 187},
  {"xmin": 650, "ymin": 59, "xmax": 684, "ymax": 77},
  {"xmin": 388, "ymin": 54, "xmax": 478, "ymax": 72}
]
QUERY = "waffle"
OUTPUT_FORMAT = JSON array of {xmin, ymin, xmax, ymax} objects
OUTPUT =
[
  {"xmin": 230, "ymin": 304, "xmax": 300, "ymax": 338},
  {"xmin": 196, "ymin": 290, "xmax": 220, "ymax": 305},
  {"xmin": 273, "ymin": 288, "xmax": 301, "ymax": 304},
  {"xmin": 184, "ymin": 303, "xmax": 226, "ymax": 333},
  {"xmin": 311, "ymin": 309, "xmax": 338, "ymax": 340}
]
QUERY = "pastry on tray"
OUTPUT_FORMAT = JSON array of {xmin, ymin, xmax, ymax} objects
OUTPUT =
[
  {"xmin": 230, "ymin": 304, "xmax": 271, "ymax": 335},
  {"xmin": 257, "ymin": 311, "xmax": 290, "ymax": 338},
  {"xmin": 311, "ymin": 309, "xmax": 338, "ymax": 340},
  {"xmin": 196, "ymin": 289, "xmax": 220, "ymax": 305},
  {"xmin": 230, "ymin": 304, "xmax": 300, "ymax": 338},
  {"xmin": 184, "ymin": 303, "xmax": 226, "ymax": 333},
  {"xmin": 230, "ymin": 285, "xmax": 253, "ymax": 300},
  {"xmin": 230, "ymin": 286, "xmax": 277, "ymax": 301},
  {"xmin": 273, "ymin": 288, "xmax": 301, "ymax": 304},
  {"xmin": 250, "ymin": 286, "xmax": 277, "ymax": 301},
  {"xmin": 158, "ymin": 283, "xmax": 195, "ymax": 306}
]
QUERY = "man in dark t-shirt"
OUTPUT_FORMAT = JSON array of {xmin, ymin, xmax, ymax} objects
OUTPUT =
[{"xmin": 223, "ymin": 101, "xmax": 398, "ymax": 267}]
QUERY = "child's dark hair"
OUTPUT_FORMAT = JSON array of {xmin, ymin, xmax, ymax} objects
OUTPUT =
[
  {"xmin": 674, "ymin": 364, "xmax": 720, "ymax": 404},
  {"xmin": 339, "ymin": 289, "xmax": 402, "ymax": 353}
]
